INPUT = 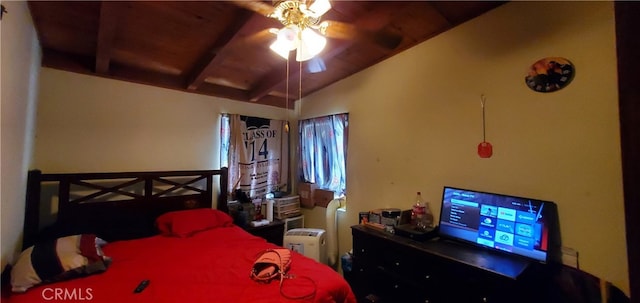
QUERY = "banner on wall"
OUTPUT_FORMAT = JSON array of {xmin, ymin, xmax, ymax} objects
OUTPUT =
[{"xmin": 229, "ymin": 115, "xmax": 288, "ymax": 199}]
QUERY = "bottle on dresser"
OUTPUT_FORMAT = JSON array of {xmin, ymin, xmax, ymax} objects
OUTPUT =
[{"xmin": 411, "ymin": 192, "xmax": 434, "ymax": 231}]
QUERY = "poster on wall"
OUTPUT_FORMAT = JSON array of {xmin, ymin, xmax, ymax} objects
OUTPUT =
[{"xmin": 228, "ymin": 115, "xmax": 289, "ymax": 199}]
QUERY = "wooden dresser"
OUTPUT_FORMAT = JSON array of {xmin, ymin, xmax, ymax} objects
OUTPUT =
[{"xmin": 350, "ymin": 225, "xmax": 552, "ymax": 303}]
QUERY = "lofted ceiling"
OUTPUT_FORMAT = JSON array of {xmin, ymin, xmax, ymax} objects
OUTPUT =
[{"xmin": 28, "ymin": 1, "xmax": 505, "ymax": 109}]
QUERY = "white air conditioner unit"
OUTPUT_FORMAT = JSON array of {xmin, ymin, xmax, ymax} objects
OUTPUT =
[
  {"xmin": 283, "ymin": 215, "xmax": 304, "ymax": 234},
  {"xmin": 284, "ymin": 228, "xmax": 327, "ymax": 264}
]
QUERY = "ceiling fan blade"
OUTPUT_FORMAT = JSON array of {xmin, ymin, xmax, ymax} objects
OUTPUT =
[
  {"xmin": 322, "ymin": 20, "xmax": 403, "ymax": 50},
  {"xmin": 307, "ymin": 0, "xmax": 332, "ymax": 18},
  {"xmin": 307, "ymin": 57, "xmax": 326, "ymax": 73},
  {"xmin": 228, "ymin": 0, "xmax": 275, "ymax": 18},
  {"xmin": 319, "ymin": 20, "xmax": 357, "ymax": 40},
  {"xmin": 237, "ymin": 28, "xmax": 278, "ymax": 49}
]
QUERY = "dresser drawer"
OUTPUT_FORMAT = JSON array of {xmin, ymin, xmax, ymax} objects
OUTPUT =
[
  {"xmin": 353, "ymin": 227, "xmax": 441, "ymax": 284},
  {"xmin": 367, "ymin": 269, "xmax": 443, "ymax": 303}
]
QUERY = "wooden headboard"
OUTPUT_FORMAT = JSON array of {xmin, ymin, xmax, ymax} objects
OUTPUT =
[{"xmin": 23, "ymin": 168, "xmax": 228, "ymax": 249}]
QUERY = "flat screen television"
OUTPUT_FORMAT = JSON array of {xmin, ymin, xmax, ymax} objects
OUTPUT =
[{"xmin": 438, "ymin": 186, "xmax": 560, "ymax": 263}]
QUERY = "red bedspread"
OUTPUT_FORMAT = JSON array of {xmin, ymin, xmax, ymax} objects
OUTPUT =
[{"xmin": 8, "ymin": 226, "xmax": 356, "ymax": 303}]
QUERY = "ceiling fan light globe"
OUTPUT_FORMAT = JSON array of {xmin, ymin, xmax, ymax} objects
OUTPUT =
[
  {"xmin": 277, "ymin": 25, "xmax": 300, "ymax": 51},
  {"xmin": 296, "ymin": 28, "xmax": 326, "ymax": 61},
  {"xmin": 270, "ymin": 40, "xmax": 292, "ymax": 59}
]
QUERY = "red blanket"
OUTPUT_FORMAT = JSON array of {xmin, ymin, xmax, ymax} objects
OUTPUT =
[{"xmin": 8, "ymin": 226, "xmax": 356, "ymax": 303}]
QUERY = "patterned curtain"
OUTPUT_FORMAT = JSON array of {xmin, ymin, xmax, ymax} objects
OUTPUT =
[{"xmin": 298, "ymin": 113, "xmax": 348, "ymax": 196}]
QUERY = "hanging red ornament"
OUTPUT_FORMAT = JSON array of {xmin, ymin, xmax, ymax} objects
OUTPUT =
[
  {"xmin": 478, "ymin": 141, "xmax": 493, "ymax": 158},
  {"xmin": 478, "ymin": 95, "xmax": 493, "ymax": 158}
]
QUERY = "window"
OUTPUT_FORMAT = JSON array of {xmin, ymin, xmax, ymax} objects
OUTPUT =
[{"xmin": 298, "ymin": 113, "xmax": 348, "ymax": 196}]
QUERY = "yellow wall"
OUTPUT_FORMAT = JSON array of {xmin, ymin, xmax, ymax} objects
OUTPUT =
[
  {"xmin": 0, "ymin": 1, "xmax": 41, "ymax": 269},
  {"xmin": 33, "ymin": 68, "xmax": 296, "ymax": 209},
  {"xmin": 299, "ymin": 1, "xmax": 628, "ymax": 294},
  {"xmin": 34, "ymin": 68, "xmax": 293, "ymax": 173}
]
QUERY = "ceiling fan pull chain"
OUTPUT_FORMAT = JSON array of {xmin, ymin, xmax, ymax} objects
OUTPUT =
[
  {"xmin": 285, "ymin": 55, "xmax": 290, "ymax": 132},
  {"xmin": 286, "ymin": 55, "xmax": 290, "ymax": 107}
]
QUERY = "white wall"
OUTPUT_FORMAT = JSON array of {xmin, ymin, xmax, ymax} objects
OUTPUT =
[
  {"xmin": 299, "ymin": 1, "xmax": 628, "ymax": 294},
  {"xmin": 1, "ymin": 1, "xmax": 42, "ymax": 269},
  {"xmin": 34, "ymin": 68, "xmax": 293, "ymax": 173}
]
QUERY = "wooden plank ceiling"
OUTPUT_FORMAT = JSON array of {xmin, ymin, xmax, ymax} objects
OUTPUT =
[{"xmin": 28, "ymin": 1, "xmax": 505, "ymax": 108}]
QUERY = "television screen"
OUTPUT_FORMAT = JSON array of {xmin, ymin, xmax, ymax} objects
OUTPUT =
[{"xmin": 438, "ymin": 186, "xmax": 559, "ymax": 263}]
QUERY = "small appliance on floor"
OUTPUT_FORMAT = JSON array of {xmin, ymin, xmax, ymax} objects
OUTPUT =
[
  {"xmin": 284, "ymin": 228, "xmax": 327, "ymax": 264},
  {"xmin": 282, "ymin": 215, "xmax": 304, "ymax": 234}
]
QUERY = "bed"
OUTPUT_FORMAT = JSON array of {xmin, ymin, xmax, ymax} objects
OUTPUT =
[{"xmin": 7, "ymin": 168, "xmax": 356, "ymax": 303}]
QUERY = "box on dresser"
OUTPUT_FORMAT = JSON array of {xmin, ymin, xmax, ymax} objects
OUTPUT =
[
  {"xmin": 298, "ymin": 182, "xmax": 317, "ymax": 208},
  {"xmin": 313, "ymin": 189, "xmax": 335, "ymax": 207}
]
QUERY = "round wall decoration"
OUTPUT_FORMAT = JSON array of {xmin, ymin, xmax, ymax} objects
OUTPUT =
[{"xmin": 525, "ymin": 57, "xmax": 574, "ymax": 93}]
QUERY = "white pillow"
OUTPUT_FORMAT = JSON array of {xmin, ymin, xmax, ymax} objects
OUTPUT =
[{"xmin": 11, "ymin": 234, "xmax": 111, "ymax": 293}]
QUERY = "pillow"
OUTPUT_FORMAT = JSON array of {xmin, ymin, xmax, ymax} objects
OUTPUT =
[
  {"xmin": 156, "ymin": 208, "xmax": 233, "ymax": 237},
  {"xmin": 11, "ymin": 234, "xmax": 111, "ymax": 293}
]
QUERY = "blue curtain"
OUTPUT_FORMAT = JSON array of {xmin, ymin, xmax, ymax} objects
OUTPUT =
[
  {"xmin": 220, "ymin": 114, "xmax": 230, "ymax": 168},
  {"xmin": 298, "ymin": 114, "xmax": 348, "ymax": 196}
]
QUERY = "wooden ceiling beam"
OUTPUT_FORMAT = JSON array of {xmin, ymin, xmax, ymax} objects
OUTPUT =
[
  {"xmin": 186, "ymin": 9, "xmax": 256, "ymax": 91},
  {"xmin": 197, "ymin": 83, "xmax": 288, "ymax": 108},
  {"xmin": 425, "ymin": 2, "xmax": 453, "ymax": 27},
  {"xmin": 43, "ymin": 48, "xmax": 96, "ymax": 74},
  {"xmin": 111, "ymin": 64, "xmax": 288, "ymax": 108},
  {"xmin": 248, "ymin": 60, "xmax": 289, "ymax": 102},
  {"xmin": 95, "ymin": 2, "xmax": 126, "ymax": 75},
  {"xmin": 108, "ymin": 63, "xmax": 188, "ymax": 89},
  {"xmin": 45, "ymin": 48, "xmax": 188, "ymax": 91},
  {"xmin": 42, "ymin": 49, "xmax": 291, "ymax": 109}
]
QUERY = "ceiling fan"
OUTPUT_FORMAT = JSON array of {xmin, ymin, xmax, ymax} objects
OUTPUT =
[{"xmin": 231, "ymin": 0, "xmax": 403, "ymax": 63}]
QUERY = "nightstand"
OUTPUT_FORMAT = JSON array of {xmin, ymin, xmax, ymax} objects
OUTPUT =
[{"xmin": 244, "ymin": 220, "xmax": 285, "ymax": 246}]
